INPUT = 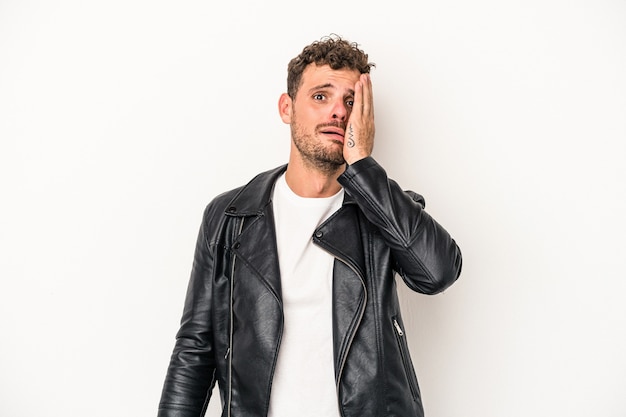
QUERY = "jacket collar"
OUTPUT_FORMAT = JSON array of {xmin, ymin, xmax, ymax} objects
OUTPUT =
[
  {"xmin": 224, "ymin": 164, "xmax": 355, "ymax": 216},
  {"xmin": 224, "ymin": 165, "xmax": 287, "ymax": 216}
]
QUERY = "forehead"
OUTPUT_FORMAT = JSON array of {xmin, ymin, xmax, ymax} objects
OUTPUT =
[{"xmin": 300, "ymin": 64, "xmax": 361, "ymax": 92}]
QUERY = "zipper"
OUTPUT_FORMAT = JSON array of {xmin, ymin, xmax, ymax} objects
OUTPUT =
[
  {"xmin": 392, "ymin": 316, "xmax": 419, "ymax": 400},
  {"xmin": 323, "ymin": 251, "xmax": 367, "ymax": 417},
  {"xmin": 393, "ymin": 318, "xmax": 404, "ymax": 336},
  {"xmin": 227, "ymin": 218, "xmax": 245, "ymax": 417}
]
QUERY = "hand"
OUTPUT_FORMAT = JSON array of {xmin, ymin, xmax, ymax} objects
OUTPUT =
[{"xmin": 344, "ymin": 73, "xmax": 375, "ymax": 165}]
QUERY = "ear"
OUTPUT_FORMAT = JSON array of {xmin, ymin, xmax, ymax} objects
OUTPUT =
[{"xmin": 278, "ymin": 93, "xmax": 292, "ymax": 124}]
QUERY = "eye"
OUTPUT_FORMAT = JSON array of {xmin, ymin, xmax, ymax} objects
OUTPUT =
[
  {"xmin": 313, "ymin": 93, "xmax": 325, "ymax": 101},
  {"xmin": 346, "ymin": 99, "xmax": 354, "ymax": 107}
]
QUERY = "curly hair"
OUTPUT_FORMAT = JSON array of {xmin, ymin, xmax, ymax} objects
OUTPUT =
[{"xmin": 287, "ymin": 34, "xmax": 375, "ymax": 99}]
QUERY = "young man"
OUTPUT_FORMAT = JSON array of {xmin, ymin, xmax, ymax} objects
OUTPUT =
[{"xmin": 158, "ymin": 35, "xmax": 462, "ymax": 417}]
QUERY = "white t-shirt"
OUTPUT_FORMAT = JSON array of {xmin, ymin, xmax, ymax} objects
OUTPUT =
[{"xmin": 268, "ymin": 173, "xmax": 344, "ymax": 417}]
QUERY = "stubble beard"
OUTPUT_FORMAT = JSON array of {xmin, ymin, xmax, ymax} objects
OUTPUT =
[{"xmin": 291, "ymin": 117, "xmax": 346, "ymax": 176}]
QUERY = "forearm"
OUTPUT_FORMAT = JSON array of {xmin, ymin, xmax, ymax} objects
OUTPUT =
[
  {"xmin": 158, "ymin": 212, "xmax": 217, "ymax": 416},
  {"xmin": 338, "ymin": 157, "xmax": 462, "ymax": 294},
  {"xmin": 158, "ymin": 336, "xmax": 216, "ymax": 416}
]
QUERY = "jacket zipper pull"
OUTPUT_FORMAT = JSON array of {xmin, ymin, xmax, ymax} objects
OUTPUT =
[
  {"xmin": 393, "ymin": 319, "xmax": 404, "ymax": 337},
  {"xmin": 224, "ymin": 347, "xmax": 230, "ymax": 359}
]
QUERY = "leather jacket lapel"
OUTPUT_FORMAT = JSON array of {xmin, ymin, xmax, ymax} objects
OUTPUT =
[
  {"xmin": 314, "ymin": 204, "xmax": 368, "ymax": 378},
  {"xmin": 315, "ymin": 203, "xmax": 366, "ymax": 277},
  {"xmin": 232, "ymin": 205, "xmax": 282, "ymax": 303},
  {"xmin": 225, "ymin": 165, "xmax": 287, "ymax": 302}
]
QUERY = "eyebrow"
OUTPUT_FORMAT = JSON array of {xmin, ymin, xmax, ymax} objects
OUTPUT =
[{"xmin": 307, "ymin": 83, "xmax": 355, "ymax": 96}]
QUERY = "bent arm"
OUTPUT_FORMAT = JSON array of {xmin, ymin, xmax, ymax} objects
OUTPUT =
[
  {"xmin": 338, "ymin": 157, "xmax": 462, "ymax": 294},
  {"xmin": 158, "ymin": 208, "xmax": 217, "ymax": 417}
]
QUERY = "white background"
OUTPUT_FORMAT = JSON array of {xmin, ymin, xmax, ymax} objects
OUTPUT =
[{"xmin": 1, "ymin": 1, "xmax": 625, "ymax": 416}]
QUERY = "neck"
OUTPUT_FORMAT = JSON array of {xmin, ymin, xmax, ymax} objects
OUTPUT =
[{"xmin": 285, "ymin": 154, "xmax": 344, "ymax": 198}]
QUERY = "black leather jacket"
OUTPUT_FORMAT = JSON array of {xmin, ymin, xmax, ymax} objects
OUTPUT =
[{"xmin": 158, "ymin": 157, "xmax": 462, "ymax": 417}]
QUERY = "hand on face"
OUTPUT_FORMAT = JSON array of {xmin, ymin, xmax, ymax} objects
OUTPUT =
[{"xmin": 344, "ymin": 73, "xmax": 375, "ymax": 165}]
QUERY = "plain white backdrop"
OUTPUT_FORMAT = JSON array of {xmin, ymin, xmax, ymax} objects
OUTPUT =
[{"xmin": 1, "ymin": 0, "xmax": 625, "ymax": 416}]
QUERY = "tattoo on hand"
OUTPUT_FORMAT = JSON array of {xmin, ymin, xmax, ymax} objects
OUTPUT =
[{"xmin": 347, "ymin": 125, "xmax": 355, "ymax": 148}]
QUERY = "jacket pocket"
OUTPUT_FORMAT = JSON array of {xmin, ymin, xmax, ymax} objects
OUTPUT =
[{"xmin": 392, "ymin": 316, "xmax": 420, "ymax": 401}]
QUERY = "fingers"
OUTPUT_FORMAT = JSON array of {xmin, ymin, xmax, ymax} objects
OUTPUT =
[
  {"xmin": 353, "ymin": 73, "xmax": 371, "ymax": 117},
  {"xmin": 361, "ymin": 73, "xmax": 373, "ymax": 119},
  {"xmin": 343, "ymin": 73, "xmax": 375, "ymax": 165}
]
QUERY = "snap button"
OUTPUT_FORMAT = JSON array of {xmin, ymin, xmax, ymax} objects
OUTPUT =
[
  {"xmin": 233, "ymin": 242, "xmax": 241, "ymax": 249},
  {"xmin": 314, "ymin": 231, "xmax": 323, "ymax": 238},
  {"xmin": 227, "ymin": 206, "xmax": 236, "ymax": 213}
]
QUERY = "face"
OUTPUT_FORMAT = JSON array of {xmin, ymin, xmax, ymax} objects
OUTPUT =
[{"xmin": 279, "ymin": 64, "xmax": 361, "ymax": 174}]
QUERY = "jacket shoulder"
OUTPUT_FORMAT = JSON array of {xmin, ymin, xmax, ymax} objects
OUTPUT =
[{"xmin": 201, "ymin": 164, "xmax": 287, "ymax": 226}]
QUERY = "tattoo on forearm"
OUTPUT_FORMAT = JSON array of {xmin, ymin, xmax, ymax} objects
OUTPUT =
[{"xmin": 347, "ymin": 125, "xmax": 355, "ymax": 148}]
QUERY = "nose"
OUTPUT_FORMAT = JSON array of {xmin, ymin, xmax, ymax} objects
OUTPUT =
[{"xmin": 331, "ymin": 99, "xmax": 349, "ymax": 121}]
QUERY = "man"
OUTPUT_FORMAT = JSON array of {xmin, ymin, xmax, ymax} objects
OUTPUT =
[{"xmin": 158, "ymin": 35, "xmax": 462, "ymax": 417}]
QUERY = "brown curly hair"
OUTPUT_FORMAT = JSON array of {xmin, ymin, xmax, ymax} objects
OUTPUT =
[{"xmin": 287, "ymin": 34, "xmax": 375, "ymax": 99}]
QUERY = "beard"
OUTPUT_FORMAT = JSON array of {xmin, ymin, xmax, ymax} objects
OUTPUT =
[{"xmin": 291, "ymin": 117, "xmax": 346, "ymax": 175}]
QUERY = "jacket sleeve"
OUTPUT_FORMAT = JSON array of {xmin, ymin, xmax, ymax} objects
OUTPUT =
[
  {"xmin": 158, "ymin": 205, "xmax": 218, "ymax": 417},
  {"xmin": 338, "ymin": 157, "xmax": 462, "ymax": 294}
]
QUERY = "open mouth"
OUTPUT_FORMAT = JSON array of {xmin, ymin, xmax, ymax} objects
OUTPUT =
[{"xmin": 319, "ymin": 126, "xmax": 345, "ymax": 143}]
